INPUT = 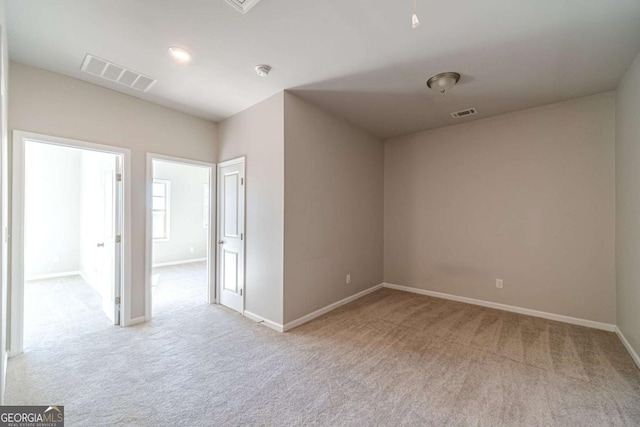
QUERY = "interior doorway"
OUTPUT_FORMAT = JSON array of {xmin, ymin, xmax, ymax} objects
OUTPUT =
[
  {"xmin": 145, "ymin": 154, "xmax": 215, "ymax": 320},
  {"xmin": 11, "ymin": 131, "xmax": 131, "ymax": 356}
]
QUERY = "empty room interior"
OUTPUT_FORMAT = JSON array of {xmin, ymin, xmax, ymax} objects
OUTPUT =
[{"xmin": 0, "ymin": 0, "xmax": 639, "ymax": 425}]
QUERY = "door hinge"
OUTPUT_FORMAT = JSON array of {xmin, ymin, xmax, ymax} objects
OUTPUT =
[
  {"xmin": 116, "ymin": 235, "xmax": 121, "ymax": 243},
  {"xmin": 240, "ymin": 289, "xmax": 243, "ymax": 296},
  {"xmin": 241, "ymin": 177, "xmax": 244, "ymax": 185},
  {"xmin": 115, "ymin": 296, "xmax": 121, "ymax": 305},
  {"xmin": 116, "ymin": 173, "xmax": 122, "ymax": 182},
  {"xmin": 241, "ymin": 233, "xmax": 243, "ymax": 240}
]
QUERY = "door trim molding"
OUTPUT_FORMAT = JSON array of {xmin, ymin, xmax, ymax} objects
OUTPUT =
[
  {"xmin": 145, "ymin": 153, "xmax": 216, "ymax": 321},
  {"xmin": 10, "ymin": 130, "xmax": 132, "ymax": 356}
]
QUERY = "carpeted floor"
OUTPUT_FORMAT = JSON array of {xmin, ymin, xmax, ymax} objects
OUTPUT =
[
  {"xmin": 6, "ymin": 288, "xmax": 640, "ymax": 426},
  {"xmin": 22, "ymin": 262, "xmax": 207, "ymax": 352},
  {"xmin": 152, "ymin": 261, "xmax": 208, "ymax": 317},
  {"xmin": 24, "ymin": 275, "xmax": 113, "ymax": 351}
]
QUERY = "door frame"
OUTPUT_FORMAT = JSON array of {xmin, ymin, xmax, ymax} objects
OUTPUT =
[
  {"xmin": 10, "ymin": 130, "xmax": 132, "ymax": 357},
  {"xmin": 144, "ymin": 153, "xmax": 216, "ymax": 321},
  {"xmin": 216, "ymin": 156, "xmax": 246, "ymax": 314}
]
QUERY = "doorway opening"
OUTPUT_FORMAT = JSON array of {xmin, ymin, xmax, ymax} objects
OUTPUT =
[
  {"xmin": 11, "ymin": 131, "xmax": 131, "ymax": 356},
  {"xmin": 145, "ymin": 154, "xmax": 215, "ymax": 319}
]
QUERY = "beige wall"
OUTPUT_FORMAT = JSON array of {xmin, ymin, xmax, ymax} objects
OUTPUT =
[
  {"xmin": 283, "ymin": 93, "xmax": 384, "ymax": 323},
  {"xmin": 616, "ymin": 51, "xmax": 640, "ymax": 354},
  {"xmin": 8, "ymin": 62, "xmax": 217, "ymax": 319},
  {"xmin": 217, "ymin": 93, "xmax": 285, "ymax": 325},
  {"xmin": 384, "ymin": 92, "xmax": 616, "ymax": 324}
]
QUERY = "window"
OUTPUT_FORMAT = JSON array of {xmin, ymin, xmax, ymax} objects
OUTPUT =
[
  {"xmin": 152, "ymin": 179, "xmax": 170, "ymax": 240},
  {"xmin": 203, "ymin": 183, "xmax": 209, "ymax": 228}
]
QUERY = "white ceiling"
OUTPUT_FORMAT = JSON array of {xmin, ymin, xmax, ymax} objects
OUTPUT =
[{"xmin": 7, "ymin": 0, "xmax": 640, "ymax": 138}]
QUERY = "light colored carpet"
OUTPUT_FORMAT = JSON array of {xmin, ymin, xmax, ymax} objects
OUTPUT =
[
  {"xmin": 6, "ymin": 288, "xmax": 640, "ymax": 426},
  {"xmin": 152, "ymin": 261, "xmax": 208, "ymax": 317},
  {"xmin": 24, "ymin": 275, "xmax": 113, "ymax": 351}
]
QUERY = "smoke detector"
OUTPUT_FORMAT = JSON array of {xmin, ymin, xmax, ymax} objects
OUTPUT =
[{"xmin": 255, "ymin": 65, "xmax": 271, "ymax": 77}]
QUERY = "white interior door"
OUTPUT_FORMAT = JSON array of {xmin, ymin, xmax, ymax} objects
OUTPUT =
[
  {"xmin": 217, "ymin": 158, "xmax": 245, "ymax": 314},
  {"xmin": 98, "ymin": 168, "xmax": 115, "ymax": 322},
  {"xmin": 85, "ymin": 151, "xmax": 120, "ymax": 324},
  {"xmin": 98, "ymin": 158, "xmax": 119, "ymax": 323}
]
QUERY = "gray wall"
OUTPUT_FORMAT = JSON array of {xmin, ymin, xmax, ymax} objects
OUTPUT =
[
  {"xmin": 217, "ymin": 93, "xmax": 285, "ymax": 325},
  {"xmin": 616, "ymin": 51, "xmax": 640, "ymax": 355},
  {"xmin": 384, "ymin": 92, "xmax": 616, "ymax": 324},
  {"xmin": 9, "ymin": 62, "xmax": 218, "ymax": 319},
  {"xmin": 283, "ymin": 93, "xmax": 384, "ymax": 323},
  {"xmin": 152, "ymin": 160, "xmax": 209, "ymax": 265}
]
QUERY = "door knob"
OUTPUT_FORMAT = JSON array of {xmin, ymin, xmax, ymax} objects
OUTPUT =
[
  {"xmin": 97, "ymin": 243, "xmax": 105, "ymax": 248},
  {"xmin": 218, "ymin": 240, "xmax": 226, "ymax": 245}
]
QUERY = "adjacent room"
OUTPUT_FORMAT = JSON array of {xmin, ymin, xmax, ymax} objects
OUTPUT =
[
  {"xmin": 1, "ymin": 0, "xmax": 640, "ymax": 425},
  {"xmin": 22, "ymin": 139, "xmax": 121, "ymax": 350},
  {"xmin": 151, "ymin": 159, "xmax": 212, "ymax": 317}
]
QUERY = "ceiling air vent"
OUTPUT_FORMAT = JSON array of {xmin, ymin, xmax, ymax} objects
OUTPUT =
[
  {"xmin": 450, "ymin": 108, "xmax": 477, "ymax": 119},
  {"xmin": 225, "ymin": 0, "xmax": 262, "ymax": 14},
  {"xmin": 81, "ymin": 54, "xmax": 157, "ymax": 93}
]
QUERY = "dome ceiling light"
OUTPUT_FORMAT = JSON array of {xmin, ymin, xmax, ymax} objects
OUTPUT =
[{"xmin": 426, "ymin": 72, "xmax": 461, "ymax": 94}]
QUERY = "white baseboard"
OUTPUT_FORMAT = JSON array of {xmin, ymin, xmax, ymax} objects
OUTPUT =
[
  {"xmin": 24, "ymin": 270, "xmax": 81, "ymax": 281},
  {"xmin": 615, "ymin": 327, "xmax": 640, "ymax": 370},
  {"xmin": 383, "ymin": 283, "xmax": 616, "ymax": 332},
  {"xmin": 152, "ymin": 258, "xmax": 206, "ymax": 268},
  {"xmin": 127, "ymin": 316, "xmax": 146, "ymax": 326},
  {"xmin": 283, "ymin": 283, "xmax": 384, "ymax": 332},
  {"xmin": 243, "ymin": 311, "xmax": 284, "ymax": 333}
]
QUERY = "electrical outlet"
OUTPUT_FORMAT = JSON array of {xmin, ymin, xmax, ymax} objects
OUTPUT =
[
  {"xmin": 190, "ymin": 247, "xmax": 195, "ymax": 253},
  {"xmin": 496, "ymin": 279, "xmax": 503, "ymax": 289},
  {"xmin": 53, "ymin": 256, "xmax": 60, "ymax": 264},
  {"xmin": 346, "ymin": 274, "xmax": 351, "ymax": 284}
]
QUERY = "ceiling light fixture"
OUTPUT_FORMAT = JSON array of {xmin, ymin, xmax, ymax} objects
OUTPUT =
[
  {"xmin": 412, "ymin": 0, "xmax": 420, "ymax": 28},
  {"xmin": 168, "ymin": 46, "xmax": 192, "ymax": 63},
  {"xmin": 255, "ymin": 64, "xmax": 272, "ymax": 77},
  {"xmin": 427, "ymin": 72, "xmax": 461, "ymax": 94}
]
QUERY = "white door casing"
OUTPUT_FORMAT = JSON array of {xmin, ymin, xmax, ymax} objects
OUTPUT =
[
  {"xmin": 10, "ymin": 131, "xmax": 132, "ymax": 356},
  {"xmin": 217, "ymin": 157, "xmax": 245, "ymax": 314}
]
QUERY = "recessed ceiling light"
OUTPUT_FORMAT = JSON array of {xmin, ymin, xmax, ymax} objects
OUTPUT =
[
  {"xmin": 168, "ymin": 46, "xmax": 192, "ymax": 63},
  {"xmin": 255, "ymin": 65, "xmax": 272, "ymax": 77}
]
